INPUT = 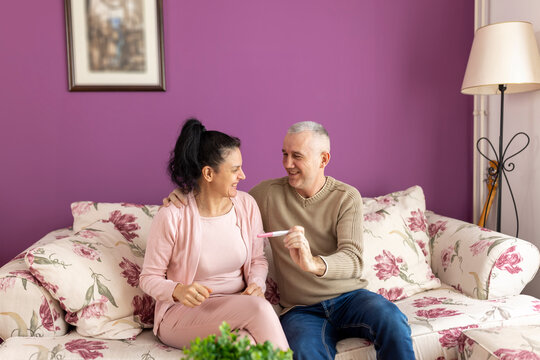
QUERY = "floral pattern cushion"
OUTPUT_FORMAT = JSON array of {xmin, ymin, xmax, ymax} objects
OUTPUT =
[
  {"xmin": 361, "ymin": 186, "xmax": 441, "ymax": 301},
  {"xmin": 427, "ymin": 212, "xmax": 540, "ymax": 300},
  {"xmin": 71, "ymin": 201, "xmax": 159, "ymax": 233},
  {"xmin": 4, "ymin": 287, "xmax": 540, "ymax": 360},
  {"xmin": 0, "ymin": 329, "xmax": 183, "ymax": 360},
  {"xmin": 334, "ymin": 286, "xmax": 540, "ymax": 360},
  {"xmin": 461, "ymin": 325, "xmax": 540, "ymax": 360},
  {"xmin": 24, "ymin": 213, "xmax": 156, "ymax": 339},
  {"xmin": 0, "ymin": 229, "xmax": 70, "ymax": 341}
]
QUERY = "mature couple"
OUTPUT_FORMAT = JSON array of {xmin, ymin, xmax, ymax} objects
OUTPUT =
[{"xmin": 139, "ymin": 119, "xmax": 415, "ymax": 359}]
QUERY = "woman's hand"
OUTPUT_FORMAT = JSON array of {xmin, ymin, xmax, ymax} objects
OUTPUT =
[
  {"xmin": 172, "ymin": 282, "xmax": 212, "ymax": 307},
  {"xmin": 163, "ymin": 188, "xmax": 187, "ymax": 208},
  {"xmin": 242, "ymin": 283, "xmax": 265, "ymax": 298}
]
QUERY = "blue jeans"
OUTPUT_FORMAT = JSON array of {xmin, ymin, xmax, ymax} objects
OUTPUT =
[{"xmin": 280, "ymin": 289, "xmax": 414, "ymax": 360}]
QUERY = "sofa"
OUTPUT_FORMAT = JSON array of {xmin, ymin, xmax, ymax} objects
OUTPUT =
[{"xmin": 1, "ymin": 186, "xmax": 539, "ymax": 360}]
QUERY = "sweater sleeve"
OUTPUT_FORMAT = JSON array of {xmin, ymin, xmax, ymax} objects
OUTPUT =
[
  {"xmin": 245, "ymin": 195, "xmax": 268, "ymax": 291},
  {"xmin": 139, "ymin": 207, "xmax": 179, "ymax": 303},
  {"xmin": 248, "ymin": 182, "xmax": 268, "ymax": 221},
  {"xmin": 319, "ymin": 190, "xmax": 364, "ymax": 279}
]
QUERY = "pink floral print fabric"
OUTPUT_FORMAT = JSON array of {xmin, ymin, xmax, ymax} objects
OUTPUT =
[
  {"xmin": 427, "ymin": 212, "xmax": 540, "ymax": 300},
  {"xmin": 361, "ymin": 186, "xmax": 440, "ymax": 300},
  {"xmin": 24, "ymin": 203, "xmax": 159, "ymax": 339},
  {"xmin": 0, "ymin": 330, "xmax": 181, "ymax": 360},
  {"xmin": 0, "ymin": 229, "xmax": 71, "ymax": 340},
  {"xmin": 462, "ymin": 325, "xmax": 540, "ymax": 360}
]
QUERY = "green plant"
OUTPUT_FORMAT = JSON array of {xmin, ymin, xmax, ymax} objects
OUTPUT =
[{"xmin": 183, "ymin": 322, "xmax": 293, "ymax": 360}]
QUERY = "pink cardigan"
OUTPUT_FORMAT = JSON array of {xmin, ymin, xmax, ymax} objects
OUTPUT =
[{"xmin": 140, "ymin": 191, "xmax": 268, "ymax": 335}]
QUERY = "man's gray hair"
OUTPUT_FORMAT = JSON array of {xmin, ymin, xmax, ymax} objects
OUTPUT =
[{"xmin": 287, "ymin": 121, "xmax": 330, "ymax": 152}]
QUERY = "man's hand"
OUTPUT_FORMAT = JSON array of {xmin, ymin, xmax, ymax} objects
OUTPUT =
[
  {"xmin": 172, "ymin": 282, "xmax": 212, "ymax": 307},
  {"xmin": 163, "ymin": 188, "xmax": 187, "ymax": 208},
  {"xmin": 284, "ymin": 226, "xmax": 327, "ymax": 276}
]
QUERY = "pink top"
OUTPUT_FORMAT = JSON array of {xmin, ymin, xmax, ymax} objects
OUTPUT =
[
  {"xmin": 196, "ymin": 207, "xmax": 247, "ymax": 295},
  {"xmin": 140, "ymin": 191, "xmax": 267, "ymax": 336}
]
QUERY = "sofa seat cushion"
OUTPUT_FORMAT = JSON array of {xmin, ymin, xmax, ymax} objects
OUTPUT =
[
  {"xmin": 333, "ymin": 286, "xmax": 540, "ymax": 360},
  {"xmin": 0, "ymin": 329, "xmax": 183, "ymax": 360},
  {"xmin": 2, "ymin": 288, "xmax": 540, "ymax": 360},
  {"xmin": 361, "ymin": 186, "xmax": 441, "ymax": 301},
  {"xmin": 461, "ymin": 325, "xmax": 540, "ymax": 359}
]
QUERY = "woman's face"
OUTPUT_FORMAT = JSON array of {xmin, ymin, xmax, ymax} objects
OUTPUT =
[{"xmin": 211, "ymin": 147, "xmax": 246, "ymax": 198}]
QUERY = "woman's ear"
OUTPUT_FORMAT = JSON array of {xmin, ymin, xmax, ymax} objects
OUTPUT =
[
  {"xmin": 201, "ymin": 166, "xmax": 214, "ymax": 182},
  {"xmin": 320, "ymin": 152, "xmax": 331, "ymax": 169}
]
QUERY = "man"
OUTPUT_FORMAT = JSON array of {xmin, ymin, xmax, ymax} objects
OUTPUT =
[{"xmin": 165, "ymin": 121, "xmax": 414, "ymax": 359}]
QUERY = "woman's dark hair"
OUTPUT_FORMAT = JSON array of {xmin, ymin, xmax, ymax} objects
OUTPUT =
[{"xmin": 168, "ymin": 118, "xmax": 241, "ymax": 194}]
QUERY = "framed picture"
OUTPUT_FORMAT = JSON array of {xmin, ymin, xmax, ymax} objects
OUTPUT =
[{"xmin": 65, "ymin": 0, "xmax": 165, "ymax": 91}]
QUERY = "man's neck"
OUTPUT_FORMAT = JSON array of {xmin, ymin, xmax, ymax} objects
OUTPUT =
[{"xmin": 295, "ymin": 176, "xmax": 327, "ymax": 198}]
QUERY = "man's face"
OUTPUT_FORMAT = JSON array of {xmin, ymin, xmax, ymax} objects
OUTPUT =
[{"xmin": 282, "ymin": 131, "xmax": 324, "ymax": 197}]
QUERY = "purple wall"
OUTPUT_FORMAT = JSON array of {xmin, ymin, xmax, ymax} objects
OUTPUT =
[{"xmin": 0, "ymin": 1, "xmax": 473, "ymax": 266}]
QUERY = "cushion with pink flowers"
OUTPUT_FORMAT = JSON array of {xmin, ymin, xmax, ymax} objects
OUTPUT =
[
  {"xmin": 461, "ymin": 325, "xmax": 540, "ymax": 360},
  {"xmin": 361, "ymin": 186, "xmax": 441, "ymax": 301},
  {"xmin": 71, "ymin": 201, "xmax": 159, "ymax": 233},
  {"xmin": 0, "ymin": 329, "xmax": 183, "ymax": 360},
  {"xmin": 0, "ymin": 228, "xmax": 71, "ymax": 341},
  {"xmin": 25, "ymin": 213, "xmax": 156, "ymax": 339},
  {"xmin": 426, "ymin": 211, "xmax": 540, "ymax": 300}
]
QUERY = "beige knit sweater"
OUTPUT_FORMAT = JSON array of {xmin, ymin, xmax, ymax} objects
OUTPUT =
[{"xmin": 249, "ymin": 176, "xmax": 367, "ymax": 311}]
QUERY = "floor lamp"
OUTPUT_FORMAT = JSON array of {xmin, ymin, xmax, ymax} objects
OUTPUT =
[{"xmin": 461, "ymin": 21, "xmax": 540, "ymax": 236}]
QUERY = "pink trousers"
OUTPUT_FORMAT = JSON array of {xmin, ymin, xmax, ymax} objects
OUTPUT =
[{"xmin": 157, "ymin": 294, "xmax": 289, "ymax": 351}]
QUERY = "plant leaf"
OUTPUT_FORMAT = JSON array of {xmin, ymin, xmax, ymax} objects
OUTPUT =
[
  {"xmin": 142, "ymin": 206, "xmax": 154, "ymax": 218},
  {"xmin": 32, "ymin": 256, "xmax": 53, "ymax": 265},
  {"xmin": 452, "ymin": 223, "xmax": 470, "ymax": 235},
  {"xmin": 487, "ymin": 239, "xmax": 507, "ymax": 255},
  {"xmin": 29, "ymin": 310, "xmax": 38, "ymax": 333},
  {"xmin": 51, "ymin": 344, "xmax": 63, "ymax": 357},
  {"xmin": 129, "ymin": 243, "xmax": 145, "ymax": 258},
  {"xmin": 0, "ymin": 312, "xmax": 28, "ymax": 336},
  {"xmin": 24, "ymin": 345, "xmax": 49, "ymax": 360},
  {"xmin": 96, "ymin": 277, "xmax": 118, "ymax": 307},
  {"xmin": 85, "ymin": 284, "xmax": 95, "ymax": 305}
]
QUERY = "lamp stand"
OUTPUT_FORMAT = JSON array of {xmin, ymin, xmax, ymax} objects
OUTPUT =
[{"xmin": 477, "ymin": 84, "xmax": 530, "ymax": 237}]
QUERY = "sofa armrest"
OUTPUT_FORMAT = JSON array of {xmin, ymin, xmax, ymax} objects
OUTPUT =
[
  {"xmin": 426, "ymin": 211, "xmax": 540, "ymax": 300},
  {"xmin": 0, "ymin": 229, "xmax": 72, "ymax": 341}
]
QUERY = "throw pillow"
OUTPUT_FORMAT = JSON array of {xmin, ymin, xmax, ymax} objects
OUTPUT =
[
  {"xmin": 25, "ymin": 203, "xmax": 158, "ymax": 339},
  {"xmin": 71, "ymin": 201, "xmax": 159, "ymax": 233},
  {"xmin": 362, "ymin": 186, "xmax": 441, "ymax": 301}
]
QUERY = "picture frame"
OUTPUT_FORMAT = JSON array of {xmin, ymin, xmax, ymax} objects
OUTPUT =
[{"xmin": 65, "ymin": 0, "xmax": 165, "ymax": 91}]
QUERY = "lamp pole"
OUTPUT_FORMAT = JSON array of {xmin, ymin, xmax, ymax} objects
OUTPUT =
[
  {"xmin": 496, "ymin": 84, "xmax": 506, "ymax": 232},
  {"xmin": 477, "ymin": 84, "xmax": 529, "ymax": 237}
]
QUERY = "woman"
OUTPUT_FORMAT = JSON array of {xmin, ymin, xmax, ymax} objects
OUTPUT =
[{"xmin": 140, "ymin": 119, "xmax": 289, "ymax": 350}]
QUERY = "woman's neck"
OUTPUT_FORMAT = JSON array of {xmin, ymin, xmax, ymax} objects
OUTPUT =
[{"xmin": 194, "ymin": 190, "xmax": 233, "ymax": 217}]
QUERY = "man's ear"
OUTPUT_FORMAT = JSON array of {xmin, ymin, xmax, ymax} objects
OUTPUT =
[
  {"xmin": 201, "ymin": 166, "xmax": 214, "ymax": 182},
  {"xmin": 320, "ymin": 152, "xmax": 331, "ymax": 168}
]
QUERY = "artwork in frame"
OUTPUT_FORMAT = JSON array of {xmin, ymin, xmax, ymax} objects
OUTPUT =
[{"xmin": 65, "ymin": 0, "xmax": 165, "ymax": 91}]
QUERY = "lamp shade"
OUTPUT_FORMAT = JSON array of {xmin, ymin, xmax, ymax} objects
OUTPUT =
[{"xmin": 461, "ymin": 21, "xmax": 540, "ymax": 95}]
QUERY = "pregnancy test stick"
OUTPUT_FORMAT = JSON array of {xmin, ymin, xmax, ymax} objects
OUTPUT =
[{"xmin": 257, "ymin": 230, "xmax": 290, "ymax": 238}]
